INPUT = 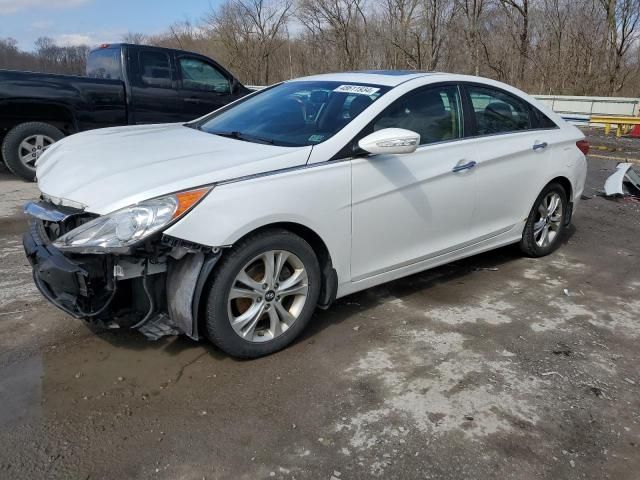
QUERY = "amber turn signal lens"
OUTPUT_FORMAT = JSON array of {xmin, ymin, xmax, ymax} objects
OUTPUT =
[{"xmin": 173, "ymin": 188, "xmax": 210, "ymax": 218}]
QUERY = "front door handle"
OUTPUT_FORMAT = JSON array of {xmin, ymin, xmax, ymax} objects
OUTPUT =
[
  {"xmin": 452, "ymin": 160, "xmax": 477, "ymax": 173},
  {"xmin": 184, "ymin": 97, "xmax": 201, "ymax": 103},
  {"xmin": 533, "ymin": 141, "xmax": 548, "ymax": 151}
]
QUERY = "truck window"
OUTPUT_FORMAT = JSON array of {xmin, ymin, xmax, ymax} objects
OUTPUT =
[
  {"xmin": 179, "ymin": 57, "xmax": 230, "ymax": 94},
  {"xmin": 140, "ymin": 51, "xmax": 172, "ymax": 88},
  {"xmin": 86, "ymin": 48, "xmax": 122, "ymax": 80}
]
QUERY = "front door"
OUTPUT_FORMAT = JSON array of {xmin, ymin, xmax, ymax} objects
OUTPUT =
[{"xmin": 350, "ymin": 85, "xmax": 478, "ymax": 280}]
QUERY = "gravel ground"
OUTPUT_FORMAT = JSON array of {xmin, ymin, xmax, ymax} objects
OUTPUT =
[{"xmin": 0, "ymin": 133, "xmax": 639, "ymax": 480}]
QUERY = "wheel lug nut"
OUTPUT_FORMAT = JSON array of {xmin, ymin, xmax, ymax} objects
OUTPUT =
[
  {"xmin": 274, "ymin": 283, "xmax": 279, "ymax": 289},
  {"xmin": 262, "ymin": 283, "xmax": 268, "ymax": 290}
]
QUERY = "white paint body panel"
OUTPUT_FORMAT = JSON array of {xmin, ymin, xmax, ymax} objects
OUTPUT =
[
  {"xmin": 36, "ymin": 72, "xmax": 587, "ymax": 300},
  {"xmin": 36, "ymin": 123, "xmax": 312, "ymax": 214},
  {"xmin": 350, "ymin": 140, "xmax": 478, "ymax": 280},
  {"xmin": 165, "ymin": 162, "xmax": 353, "ymax": 284}
]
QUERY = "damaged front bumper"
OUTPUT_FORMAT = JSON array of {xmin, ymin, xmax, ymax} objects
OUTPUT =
[{"xmin": 23, "ymin": 201, "xmax": 219, "ymax": 340}]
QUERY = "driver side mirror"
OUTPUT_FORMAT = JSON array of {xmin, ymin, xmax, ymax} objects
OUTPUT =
[{"xmin": 358, "ymin": 128, "xmax": 420, "ymax": 155}]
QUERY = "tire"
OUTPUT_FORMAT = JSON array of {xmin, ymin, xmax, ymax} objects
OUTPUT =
[
  {"xmin": 205, "ymin": 229, "xmax": 321, "ymax": 358},
  {"xmin": 1, "ymin": 122, "xmax": 64, "ymax": 181},
  {"xmin": 520, "ymin": 182, "xmax": 568, "ymax": 257}
]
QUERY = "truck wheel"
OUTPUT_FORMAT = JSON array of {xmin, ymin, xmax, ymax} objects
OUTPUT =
[
  {"xmin": 1, "ymin": 122, "xmax": 64, "ymax": 181},
  {"xmin": 205, "ymin": 229, "xmax": 321, "ymax": 358}
]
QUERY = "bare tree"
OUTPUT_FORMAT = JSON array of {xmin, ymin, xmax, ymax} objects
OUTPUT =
[
  {"xmin": 2, "ymin": 0, "xmax": 640, "ymax": 96},
  {"xmin": 457, "ymin": 0, "xmax": 487, "ymax": 76},
  {"xmin": 297, "ymin": 0, "xmax": 369, "ymax": 70},
  {"xmin": 378, "ymin": 0, "xmax": 421, "ymax": 68},
  {"xmin": 497, "ymin": 0, "xmax": 530, "ymax": 85},
  {"xmin": 206, "ymin": 0, "xmax": 293, "ymax": 85},
  {"xmin": 598, "ymin": 0, "xmax": 640, "ymax": 92},
  {"xmin": 122, "ymin": 32, "xmax": 147, "ymax": 45},
  {"xmin": 421, "ymin": 0, "xmax": 458, "ymax": 70}
]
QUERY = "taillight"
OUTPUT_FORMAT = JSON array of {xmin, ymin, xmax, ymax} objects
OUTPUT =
[{"xmin": 576, "ymin": 140, "xmax": 590, "ymax": 155}]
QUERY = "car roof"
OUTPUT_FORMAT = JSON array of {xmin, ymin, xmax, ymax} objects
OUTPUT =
[{"xmin": 289, "ymin": 71, "xmax": 445, "ymax": 87}]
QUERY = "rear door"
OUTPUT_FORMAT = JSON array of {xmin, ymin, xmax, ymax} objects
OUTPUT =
[
  {"xmin": 127, "ymin": 47, "xmax": 184, "ymax": 124},
  {"xmin": 176, "ymin": 54, "xmax": 240, "ymax": 119},
  {"xmin": 461, "ymin": 84, "xmax": 558, "ymax": 240}
]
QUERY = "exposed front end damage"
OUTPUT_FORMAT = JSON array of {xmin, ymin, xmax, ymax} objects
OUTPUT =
[{"xmin": 23, "ymin": 200, "xmax": 219, "ymax": 340}]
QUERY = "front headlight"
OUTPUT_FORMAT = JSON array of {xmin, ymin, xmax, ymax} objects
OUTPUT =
[{"xmin": 54, "ymin": 187, "xmax": 210, "ymax": 253}]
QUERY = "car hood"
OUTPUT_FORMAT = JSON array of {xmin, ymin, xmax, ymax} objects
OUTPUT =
[{"xmin": 36, "ymin": 124, "xmax": 312, "ymax": 214}]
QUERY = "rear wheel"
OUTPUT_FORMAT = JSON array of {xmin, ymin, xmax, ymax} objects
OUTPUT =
[
  {"xmin": 520, "ymin": 182, "xmax": 568, "ymax": 257},
  {"xmin": 1, "ymin": 122, "xmax": 64, "ymax": 181},
  {"xmin": 205, "ymin": 229, "xmax": 321, "ymax": 358}
]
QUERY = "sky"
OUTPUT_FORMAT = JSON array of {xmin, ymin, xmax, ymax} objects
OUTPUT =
[{"xmin": 0, "ymin": 0, "xmax": 223, "ymax": 50}]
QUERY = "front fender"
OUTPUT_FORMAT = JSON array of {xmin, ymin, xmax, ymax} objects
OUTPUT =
[{"xmin": 163, "ymin": 160, "xmax": 352, "ymax": 288}]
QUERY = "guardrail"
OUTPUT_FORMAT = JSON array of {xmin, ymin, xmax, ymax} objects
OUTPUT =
[
  {"xmin": 589, "ymin": 115, "xmax": 640, "ymax": 137},
  {"xmin": 533, "ymin": 95, "xmax": 640, "ymax": 125}
]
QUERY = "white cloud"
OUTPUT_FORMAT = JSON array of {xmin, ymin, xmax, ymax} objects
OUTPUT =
[
  {"xmin": 54, "ymin": 33, "xmax": 95, "ymax": 46},
  {"xmin": 50, "ymin": 29, "xmax": 125, "ymax": 47},
  {"xmin": 0, "ymin": 0, "xmax": 91, "ymax": 15}
]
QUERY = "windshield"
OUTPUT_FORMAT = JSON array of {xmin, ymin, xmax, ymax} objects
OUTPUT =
[{"xmin": 195, "ymin": 81, "xmax": 390, "ymax": 147}]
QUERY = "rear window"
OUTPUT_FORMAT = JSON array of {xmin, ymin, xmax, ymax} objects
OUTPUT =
[{"xmin": 86, "ymin": 48, "xmax": 122, "ymax": 80}]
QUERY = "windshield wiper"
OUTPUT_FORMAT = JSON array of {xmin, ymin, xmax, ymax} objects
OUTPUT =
[{"xmin": 211, "ymin": 131, "xmax": 275, "ymax": 145}]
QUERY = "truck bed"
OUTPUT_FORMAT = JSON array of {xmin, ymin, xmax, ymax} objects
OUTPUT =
[{"xmin": 0, "ymin": 69, "xmax": 127, "ymax": 132}]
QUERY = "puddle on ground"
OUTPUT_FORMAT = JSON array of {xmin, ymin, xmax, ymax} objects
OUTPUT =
[{"xmin": 0, "ymin": 332, "xmax": 217, "ymax": 429}]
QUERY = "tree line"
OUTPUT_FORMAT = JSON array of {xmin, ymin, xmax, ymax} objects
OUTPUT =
[{"xmin": 1, "ymin": 0, "xmax": 639, "ymax": 96}]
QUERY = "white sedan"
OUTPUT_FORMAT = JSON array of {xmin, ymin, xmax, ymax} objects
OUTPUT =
[{"xmin": 24, "ymin": 71, "xmax": 588, "ymax": 358}]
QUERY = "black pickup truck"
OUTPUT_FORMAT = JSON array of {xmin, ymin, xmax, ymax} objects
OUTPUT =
[{"xmin": 0, "ymin": 43, "xmax": 251, "ymax": 180}]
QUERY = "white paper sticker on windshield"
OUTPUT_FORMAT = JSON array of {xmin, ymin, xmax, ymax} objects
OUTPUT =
[{"xmin": 333, "ymin": 85, "xmax": 380, "ymax": 95}]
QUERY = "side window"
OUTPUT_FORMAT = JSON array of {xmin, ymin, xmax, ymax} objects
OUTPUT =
[
  {"xmin": 373, "ymin": 85, "xmax": 463, "ymax": 145},
  {"xmin": 467, "ymin": 85, "xmax": 530, "ymax": 135},
  {"xmin": 139, "ymin": 51, "xmax": 172, "ymax": 88},
  {"xmin": 179, "ymin": 57, "xmax": 230, "ymax": 94},
  {"xmin": 533, "ymin": 108, "xmax": 558, "ymax": 129}
]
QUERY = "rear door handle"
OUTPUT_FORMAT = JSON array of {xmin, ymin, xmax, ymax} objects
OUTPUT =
[
  {"xmin": 184, "ymin": 97, "xmax": 201, "ymax": 103},
  {"xmin": 452, "ymin": 160, "xmax": 477, "ymax": 173},
  {"xmin": 533, "ymin": 141, "xmax": 548, "ymax": 151}
]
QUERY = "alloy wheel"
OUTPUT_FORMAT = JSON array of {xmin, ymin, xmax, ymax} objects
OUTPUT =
[
  {"xmin": 533, "ymin": 192, "xmax": 563, "ymax": 248},
  {"xmin": 227, "ymin": 250, "xmax": 309, "ymax": 343},
  {"xmin": 18, "ymin": 134, "xmax": 54, "ymax": 169}
]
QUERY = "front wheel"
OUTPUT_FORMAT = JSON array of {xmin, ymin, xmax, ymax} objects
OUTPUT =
[
  {"xmin": 204, "ymin": 229, "xmax": 321, "ymax": 358},
  {"xmin": 520, "ymin": 182, "xmax": 568, "ymax": 257},
  {"xmin": 1, "ymin": 122, "xmax": 64, "ymax": 181}
]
